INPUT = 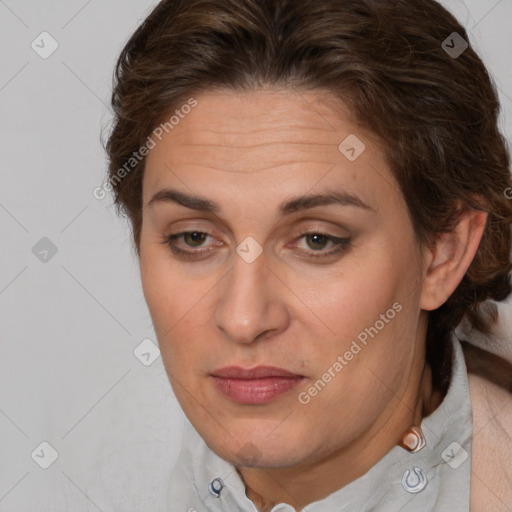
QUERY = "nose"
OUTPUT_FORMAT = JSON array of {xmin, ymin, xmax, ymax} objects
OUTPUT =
[{"xmin": 213, "ymin": 249, "xmax": 290, "ymax": 345}]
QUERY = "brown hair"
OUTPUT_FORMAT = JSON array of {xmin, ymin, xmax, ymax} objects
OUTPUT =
[{"xmin": 104, "ymin": 0, "xmax": 512, "ymax": 394}]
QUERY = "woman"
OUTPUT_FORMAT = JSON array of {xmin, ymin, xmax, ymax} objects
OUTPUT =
[{"xmin": 104, "ymin": 0, "xmax": 512, "ymax": 510}]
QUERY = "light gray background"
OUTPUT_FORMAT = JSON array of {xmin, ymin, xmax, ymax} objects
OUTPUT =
[{"xmin": 0, "ymin": 1, "xmax": 511, "ymax": 511}]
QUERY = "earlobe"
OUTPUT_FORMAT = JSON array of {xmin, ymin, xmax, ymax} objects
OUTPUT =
[{"xmin": 420, "ymin": 208, "xmax": 487, "ymax": 311}]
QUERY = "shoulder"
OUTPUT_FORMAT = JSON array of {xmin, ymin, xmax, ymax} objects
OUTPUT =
[{"xmin": 467, "ymin": 371, "xmax": 512, "ymax": 511}]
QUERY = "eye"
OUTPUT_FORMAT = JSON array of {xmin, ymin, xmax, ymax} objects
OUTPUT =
[
  {"xmin": 162, "ymin": 230, "xmax": 217, "ymax": 258},
  {"xmin": 292, "ymin": 231, "xmax": 352, "ymax": 259},
  {"xmin": 161, "ymin": 230, "xmax": 352, "ymax": 260},
  {"xmin": 173, "ymin": 231, "xmax": 209, "ymax": 248}
]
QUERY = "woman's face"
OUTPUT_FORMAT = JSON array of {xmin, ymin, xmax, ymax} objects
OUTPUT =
[{"xmin": 140, "ymin": 88, "xmax": 429, "ymax": 468}]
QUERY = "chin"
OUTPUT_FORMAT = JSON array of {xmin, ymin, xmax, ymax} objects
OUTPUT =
[{"xmin": 207, "ymin": 424, "xmax": 309, "ymax": 468}]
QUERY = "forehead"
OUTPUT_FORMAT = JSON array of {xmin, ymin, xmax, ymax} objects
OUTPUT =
[
  {"xmin": 142, "ymin": 88, "xmax": 399, "ymax": 216},
  {"xmin": 147, "ymin": 88, "xmax": 369, "ymax": 171}
]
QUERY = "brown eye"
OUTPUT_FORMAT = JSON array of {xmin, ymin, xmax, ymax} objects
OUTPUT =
[
  {"xmin": 304, "ymin": 233, "xmax": 331, "ymax": 251},
  {"xmin": 181, "ymin": 231, "xmax": 208, "ymax": 247},
  {"xmin": 162, "ymin": 230, "xmax": 351, "ymax": 261},
  {"xmin": 294, "ymin": 232, "xmax": 352, "ymax": 259},
  {"xmin": 162, "ymin": 231, "xmax": 217, "ymax": 259}
]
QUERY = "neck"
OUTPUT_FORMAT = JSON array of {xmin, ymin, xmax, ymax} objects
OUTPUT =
[{"xmin": 237, "ymin": 361, "xmax": 445, "ymax": 511}]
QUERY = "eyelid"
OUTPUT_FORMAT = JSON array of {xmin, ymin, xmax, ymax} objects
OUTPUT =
[
  {"xmin": 288, "ymin": 231, "xmax": 351, "ymax": 259},
  {"xmin": 162, "ymin": 227, "xmax": 352, "ymax": 260},
  {"xmin": 164, "ymin": 230, "xmax": 219, "ymax": 254}
]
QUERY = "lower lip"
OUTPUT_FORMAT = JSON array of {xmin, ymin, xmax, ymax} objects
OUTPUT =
[{"xmin": 211, "ymin": 376, "xmax": 305, "ymax": 405}]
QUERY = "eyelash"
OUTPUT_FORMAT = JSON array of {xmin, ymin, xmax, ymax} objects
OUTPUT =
[{"xmin": 161, "ymin": 229, "xmax": 352, "ymax": 260}]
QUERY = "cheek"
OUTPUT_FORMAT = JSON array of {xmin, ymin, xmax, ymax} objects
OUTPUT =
[
  {"xmin": 141, "ymin": 243, "xmax": 197, "ymax": 324},
  {"xmin": 140, "ymin": 251, "xmax": 214, "ymax": 370},
  {"xmin": 298, "ymin": 283, "xmax": 419, "ymax": 437},
  {"xmin": 298, "ymin": 244, "xmax": 410, "ymax": 339},
  {"xmin": 297, "ymin": 238, "xmax": 421, "ymax": 387}
]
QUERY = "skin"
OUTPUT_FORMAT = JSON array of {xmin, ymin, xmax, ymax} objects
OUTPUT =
[{"xmin": 139, "ymin": 88, "xmax": 486, "ymax": 511}]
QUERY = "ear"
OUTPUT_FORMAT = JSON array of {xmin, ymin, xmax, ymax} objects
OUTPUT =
[{"xmin": 420, "ymin": 208, "xmax": 487, "ymax": 311}]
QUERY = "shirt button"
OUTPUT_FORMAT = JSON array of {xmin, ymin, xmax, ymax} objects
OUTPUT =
[
  {"xmin": 208, "ymin": 477, "xmax": 224, "ymax": 498},
  {"xmin": 401, "ymin": 466, "xmax": 428, "ymax": 494}
]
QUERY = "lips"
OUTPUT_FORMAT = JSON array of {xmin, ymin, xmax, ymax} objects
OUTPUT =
[
  {"xmin": 211, "ymin": 365, "xmax": 303, "ymax": 379},
  {"xmin": 210, "ymin": 366, "xmax": 305, "ymax": 405}
]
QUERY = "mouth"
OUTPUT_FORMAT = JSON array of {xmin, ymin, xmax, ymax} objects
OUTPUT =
[{"xmin": 210, "ymin": 366, "xmax": 306, "ymax": 405}]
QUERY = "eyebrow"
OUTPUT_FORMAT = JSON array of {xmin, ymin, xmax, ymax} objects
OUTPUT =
[{"xmin": 147, "ymin": 188, "xmax": 375, "ymax": 215}]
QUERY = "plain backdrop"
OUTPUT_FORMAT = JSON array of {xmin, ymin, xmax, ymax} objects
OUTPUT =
[{"xmin": 0, "ymin": 1, "xmax": 511, "ymax": 510}]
